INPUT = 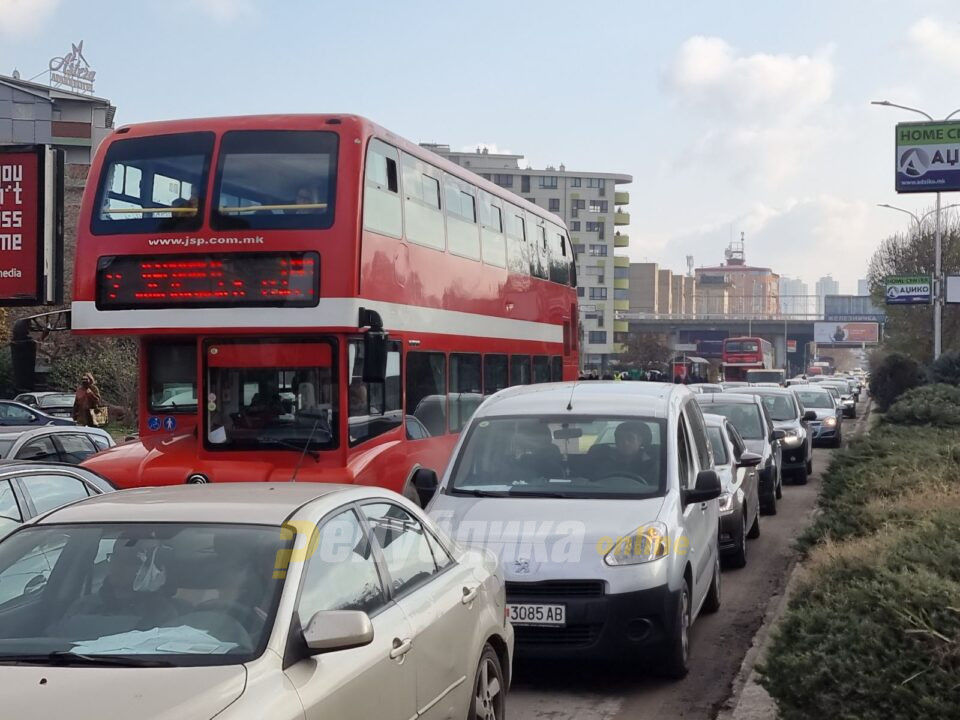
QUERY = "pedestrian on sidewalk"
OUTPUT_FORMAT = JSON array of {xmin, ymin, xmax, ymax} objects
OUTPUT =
[{"xmin": 73, "ymin": 372, "xmax": 104, "ymax": 426}]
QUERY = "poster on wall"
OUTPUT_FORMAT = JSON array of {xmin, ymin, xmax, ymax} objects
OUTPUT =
[{"xmin": 0, "ymin": 145, "xmax": 62, "ymax": 305}]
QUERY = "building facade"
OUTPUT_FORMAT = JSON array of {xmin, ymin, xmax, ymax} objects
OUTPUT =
[
  {"xmin": 628, "ymin": 262, "xmax": 658, "ymax": 313},
  {"xmin": 694, "ymin": 239, "xmax": 780, "ymax": 316},
  {"xmin": 657, "ymin": 268, "xmax": 673, "ymax": 315},
  {"xmin": 779, "ymin": 276, "xmax": 810, "ymax": 315},
  {"xmin": 422, "ymin": 144, "xmax": 632, "ymax": 371},
  {"xmin": 815, "ymin": 275, "xmax": 840, "ymax": 314},
  {"xmin": 857, "ymin": 278, "xmax": 870, "ymax": 296}
]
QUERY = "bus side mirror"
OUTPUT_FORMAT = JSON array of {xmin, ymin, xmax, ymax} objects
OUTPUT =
[{"xmin": 359, "ymin": 307, "xmax": 388, "ymax": 384}]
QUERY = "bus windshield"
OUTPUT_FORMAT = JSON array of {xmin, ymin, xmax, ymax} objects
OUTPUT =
[
  {"xmin": 726, "ymin": 341, "xmax": 759, "ymax": 353},
  {"xmin": 205, "ymin": 340, "xmax": 338, "ymax": 452}
]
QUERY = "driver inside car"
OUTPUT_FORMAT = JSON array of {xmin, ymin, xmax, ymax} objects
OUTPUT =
[
  {"xmin": 599, "ymin": 421, "xmax": 658, "ymax": 480},
  {"xmin": 55, "ymin": 535, "xmax": 179, "ymax": 638}
]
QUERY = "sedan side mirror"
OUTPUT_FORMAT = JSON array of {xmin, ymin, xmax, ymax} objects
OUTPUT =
[
  {"xmin": 412, "ymin": 467, "xmax": 439, "ymax": 507},
  {"xmin": 302, "ymin": 610, "xmax": 374, "ymax": 654},
  {"xmin": 802, "ymin": 410, "xmax": 817, "ymax": 422},
  {"xmin": 685, "ymin": 470, "xmax": 722, "ymax": 504},
  {"xmin": 738, "ymin": 451, "xmax": 762, "ymax": 468},
  {"xmin": 770, "ymin": 429, "xmax": 786, "ymax": 442}
]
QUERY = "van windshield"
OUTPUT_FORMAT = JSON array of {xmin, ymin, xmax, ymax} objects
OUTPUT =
[{"xmin": 448, "ymin": 416, "xmax": 667, "ymax": 499}]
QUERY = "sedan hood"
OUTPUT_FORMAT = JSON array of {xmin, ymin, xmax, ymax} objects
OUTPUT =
[
  {"xmin": 0, "ymin": 664, "xmax": 246, "ymax": 720},
  {"xmin": 808, "ymin": 408, "xmax": 838, "ymax": 420},
  {"xmin": 430, "ymin": 494, "xmax": 667, "ymax": 574},
  {"xmin": 773, "ymin": 419, "xmax": 801, "ymax": 431}
]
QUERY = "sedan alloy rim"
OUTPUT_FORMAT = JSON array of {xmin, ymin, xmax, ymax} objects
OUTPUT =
[{"xmin": 474, "ymin": 657, "xmax": 502, "ymax": 720}]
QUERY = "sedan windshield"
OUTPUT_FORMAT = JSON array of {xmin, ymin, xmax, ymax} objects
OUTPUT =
[
  {"xmin": 0, "ymin": 523, "xmax": 289, "ymax": 666},
  {"xmin": 795, "ymin": 390, "xmax": 834, "ymax": 409},
  {"xmin": 449, "ymin": 416, "xmax": 667, "ymax": 499},
  {"xmin": 700, "ymin": 403, "xmax": 764, "ymax": 439},
  {"xmin": 750, "ymin": 394, "xmax": 796, "ymax": 421}
]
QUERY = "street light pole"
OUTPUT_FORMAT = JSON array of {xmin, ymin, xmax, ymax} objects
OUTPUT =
[{"xmin": 872, "ymin": 99, "xmax": 960, "ymax": 360}]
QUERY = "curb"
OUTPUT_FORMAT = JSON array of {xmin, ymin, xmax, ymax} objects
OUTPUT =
[{"xmin": 715, "ymin": 397, "xmax": 872, "ymax": 720}]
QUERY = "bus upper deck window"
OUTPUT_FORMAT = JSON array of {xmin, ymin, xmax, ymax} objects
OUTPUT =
[
  {"xmin": 212, "ymin": 130, "xmax": 339, "ymax": 232},
  {"xmin": 92, "ymin": 132, "xmax": 214, "ymax": 235}
]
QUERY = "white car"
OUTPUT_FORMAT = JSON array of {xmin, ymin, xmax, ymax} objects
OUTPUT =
[
  {"xmin": 423, "ymin": 382, "xmax": 723, "ymax": 679},
  {"xmin": 0, "ymin": 425, "xmax": 114, "ymax": 464},
  {"xmin": 0, "ymin": 484, "xmax": 512, "ymax": 720}
]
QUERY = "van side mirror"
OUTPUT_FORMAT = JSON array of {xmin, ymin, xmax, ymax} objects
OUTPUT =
[
  {"xmin": 684, "ymin": 470, "xmax": 721, "ymax": 504},
  {"xmin": 302, "ymin": 610, "xmax": 373, "ymax": 654},
  {"xmin": 412, "ymin": 467, "xmax": 439, "ymax": 507},
  {"xmin": 738, "ymin": 451, "xmax": 762, "ymax": 468},
  {"xmin": 802, "ymin": 410, "xmax": 817, "ymax": 422}
]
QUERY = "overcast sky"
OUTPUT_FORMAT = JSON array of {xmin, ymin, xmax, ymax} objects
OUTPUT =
[{"xmin": 3, "ymin": 0, "xmax": 960, "ymax": 293}]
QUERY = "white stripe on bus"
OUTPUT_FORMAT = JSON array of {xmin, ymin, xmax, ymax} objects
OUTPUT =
[{"xmin": 71, "ymin": 298, "xmax": 564, "ymax": 343}]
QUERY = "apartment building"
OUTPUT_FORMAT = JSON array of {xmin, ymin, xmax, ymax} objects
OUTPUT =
[{"xmin": 422, "ymin": 144, "xmax": 632, "ymax": 371}]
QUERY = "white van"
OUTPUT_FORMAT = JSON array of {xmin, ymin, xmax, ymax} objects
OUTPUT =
[{"xmin": 422, "ymin": 382, "xmax": 722, "ymax": 679}]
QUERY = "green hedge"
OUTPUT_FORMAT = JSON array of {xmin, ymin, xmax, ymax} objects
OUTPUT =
[{"xmin": 761, "ymin": 385, "xmax": 960, "ymax": 718}]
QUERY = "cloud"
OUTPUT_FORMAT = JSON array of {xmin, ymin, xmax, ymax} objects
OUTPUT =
[
  {"xmin": 194, "ymin": 0, "xmax": 255, "ymax": 21},
  {"xmin": 664, "ymin": 36, "xmax": 834, "ymax": 119},
  {"xmin": 908, "ymin": 17, "xmax": 960, "ymax": 74},
  {"xmin": 0, "ymin": 0, "xmax": 60, "ymax": 37}
]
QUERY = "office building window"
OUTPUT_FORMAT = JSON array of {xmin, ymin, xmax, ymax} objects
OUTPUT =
[
  {"xmin": 492, "ymin": 174, "xmax": 513, "ymax": 188},
  {"xmin": 569, "ymin": 177, "xmax": 581, "ymax": 187},
  {"xmin": 585, "ymin": 222, "xmax": 603, "ymax": 233},
  {"xmin": 521, "ymin": 175, "xmax": 530, "ymax": 192},
  {"xmin": 570, "ymin": 221, "xmax": 581, "ymax": 232},
  {"xmin": 548, "ymin": 198, "xmax": 560, "ymax": 211},
  {"xmin": 589, "ymin": 287, "xmax": 608, "ymax": 300},
  {"xmin": 572, "ymin": 243, "xmax": 585, "ymax": 254},
  {"xmin": 539, "ymin": 176, "xmax": 558, "ymax": 189},
  {"xmin": 589, "ymin": 244, "xmax": 607, "ymax": 257},
  {"xmin": 586, "ymin": 178, "xmax": 605, "ymax": 189},
  {"xmin": 588, "ymin": 200, "xmax": 608, "ymax": 213},
  {"xmin": 588, "ymin": 331, "xmax": 607, "ymax": 344},
  {"xmin": 577, "ymin": 286, "xmax": 585, "ymax": 297}
]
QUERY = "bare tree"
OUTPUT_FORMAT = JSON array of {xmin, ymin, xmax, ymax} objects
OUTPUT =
[{"xmin": 618, "ymin": 332, "xmax": 673, "ymax": 370}]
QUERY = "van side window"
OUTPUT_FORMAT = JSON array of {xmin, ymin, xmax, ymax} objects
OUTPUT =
[
  {"xmin": 684, "ymin": 401, "xmax": 713, "ymax": 470},
  {"xmin": 406, "ymin": 351, "xmax": 447, "ymax": 436},
  {"xmin": 677, "ymin": 416, "xmax": 695, "ymax": 490},
  {"xmin": 363, "ymin": 139, "xmax": 402, "ymax": 237}
]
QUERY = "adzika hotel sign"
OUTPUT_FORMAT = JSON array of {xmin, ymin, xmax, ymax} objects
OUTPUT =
[
  {"xmin": 0, "ymin": 146, "xmax": 62, "ymax": 305},
  {"xmin": 895, "ymin": 121, "xmax": 960, "ymax": 193}
]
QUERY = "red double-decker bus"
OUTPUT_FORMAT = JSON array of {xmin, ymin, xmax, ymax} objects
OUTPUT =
[
  {"xmin": 72, "ymin": 115, "xmax": 578, "ymax": 498},
  {"xmin": 721, "ymin": 336, "xmax": 773, "ymax": 381}
]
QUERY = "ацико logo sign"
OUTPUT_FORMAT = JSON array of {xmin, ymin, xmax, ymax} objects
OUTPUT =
[{"xmin": 895, "ymin": 122, "xmax": 960, "ymax": 192}]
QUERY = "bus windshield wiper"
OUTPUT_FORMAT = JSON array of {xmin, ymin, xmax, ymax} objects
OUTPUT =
[
  {"xmin": 263, "ymin": 438, "xmax": 321, "ymax": 461},
  {"xmin": 0, "ymin": 650, "xmax": 174, "ymax": 667}
]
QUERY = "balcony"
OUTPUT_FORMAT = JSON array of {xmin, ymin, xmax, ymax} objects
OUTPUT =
[
  {"xmin": 615, "ymin": 191, "xmax": 630, "ymax": 205},
  {"xmin": 614, "ymin": 255, "xmax": 630, "ymax": 268},
  {"xmin": 614, "ymin": 278, "xmax": 629, "ymax": 290},
  {"xmin": 614, "ymin": 299, "xmax": 630, "ymax": 311},
  {"xmin": 612, "ymin": 343, "xmax": 627, "ymax": 354},
  {"xmin": 614, "ymin": 211, "xmax": 630, "ymax": 226},
  {"xmin": 614, "ymin": 320, "xmax": 629, "ymax": 333},
  {"xmin": 614, "ymin": 233, "xmax": 629, "ymax": 248}
]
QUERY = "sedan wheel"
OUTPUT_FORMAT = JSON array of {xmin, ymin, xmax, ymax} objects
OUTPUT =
[{"xmin": 470, "ymin": 645, "xmax": 505, "ymax": 720}]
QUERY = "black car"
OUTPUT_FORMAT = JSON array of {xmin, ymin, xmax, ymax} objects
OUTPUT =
[
  {"xmin": 726, "ymin": 387, "xmax": 816, "ymax": 484},
  {"xmin": 0, "ymin": 461, "xmax": 116, "ymax": 540},
  {"xmin": 0, "ymin": 401, "xmax": 75, "ymax": 427},
  {"xmin": 696, "ymin": 393, "xmax": 784, "ymax": 515}
]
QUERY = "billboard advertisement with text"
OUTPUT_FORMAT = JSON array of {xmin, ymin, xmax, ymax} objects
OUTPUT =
[
  {"xmin": 814, "ymin": 322, "xmax": 880, "ymax": 346},
  {"xmin": 0, "ymin": 149, "xmax": 43, "ymax": 303}
]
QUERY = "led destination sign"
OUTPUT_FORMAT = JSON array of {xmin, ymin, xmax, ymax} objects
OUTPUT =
[{"xmin": 96, "ymin": 251, "xmax": 319, "ymax": 309}]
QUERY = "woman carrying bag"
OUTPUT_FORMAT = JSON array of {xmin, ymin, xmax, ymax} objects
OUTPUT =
[{"xmin": 74, "ymin": 372, "xmax": 107, "ymax": 427}]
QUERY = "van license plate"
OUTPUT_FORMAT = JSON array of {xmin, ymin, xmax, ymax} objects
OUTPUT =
[{"xmin": 507, "ymin": 603, "xmax": 566, "ymax": 626}]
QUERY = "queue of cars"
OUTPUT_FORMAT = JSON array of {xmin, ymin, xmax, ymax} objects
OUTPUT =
[{"xmin": 0, "ymin": 375, "xmax": 862, "ymax": 716}]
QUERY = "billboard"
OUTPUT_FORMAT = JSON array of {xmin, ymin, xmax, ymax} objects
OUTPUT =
[
  {"xmin": 885, "ymin": 275, "xmax": 932, "ymax": 305},
  {"xmin": 0, "ymin": 145, "xmax": 62, "ymax": 305},
  {"xmin": 814, "ymin": 322, "xmax": 880, "ymax": 346},
  {"xmin": 896, "ymin": 121, "xmax": 960, "ymax": 193},
  {"xmin": 824, "ymin": 293, "xmax": 887, "ymax": 320}
]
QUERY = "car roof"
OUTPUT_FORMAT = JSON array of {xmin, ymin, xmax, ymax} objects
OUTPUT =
[
  {"xmin": 789, "ymin": 384, "xmax": 832, "ymax": 393},
  {"xmin": 696, "ymin": 393, "xmax": 760, "ymax": 405},
  {"xmin": 701, "ymin": 413, "xmax": 731, "ymax": 428},
  {"xmin": 0, "ymin": 426, "xmax": 107, "ymax": 440},
  {"xmin": 476, "ymin": 381, "xmax": 687, "ymax": 419},
  {"xmin": 36, "ymin": 483, "xmax": 368, "ymax": 525},
  {"xmin": 728, "ymin": 387, "xmax": 794, "ymax": 397}
]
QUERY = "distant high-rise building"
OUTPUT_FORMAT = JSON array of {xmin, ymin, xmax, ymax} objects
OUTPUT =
[
  {"xmin": 858, "ymin": 278, "xmax": 870, "ymax": 296},
  {"xmin": 422, "ymin": 144, "xmax": 631, "ymax": 371},
  {"xmin": 815, "ymin": 275, "xmax": 840, "ymax": 314},
  {"xmin": 779, "ymin": 276, "xmax": 810, "ymax": 315}
]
